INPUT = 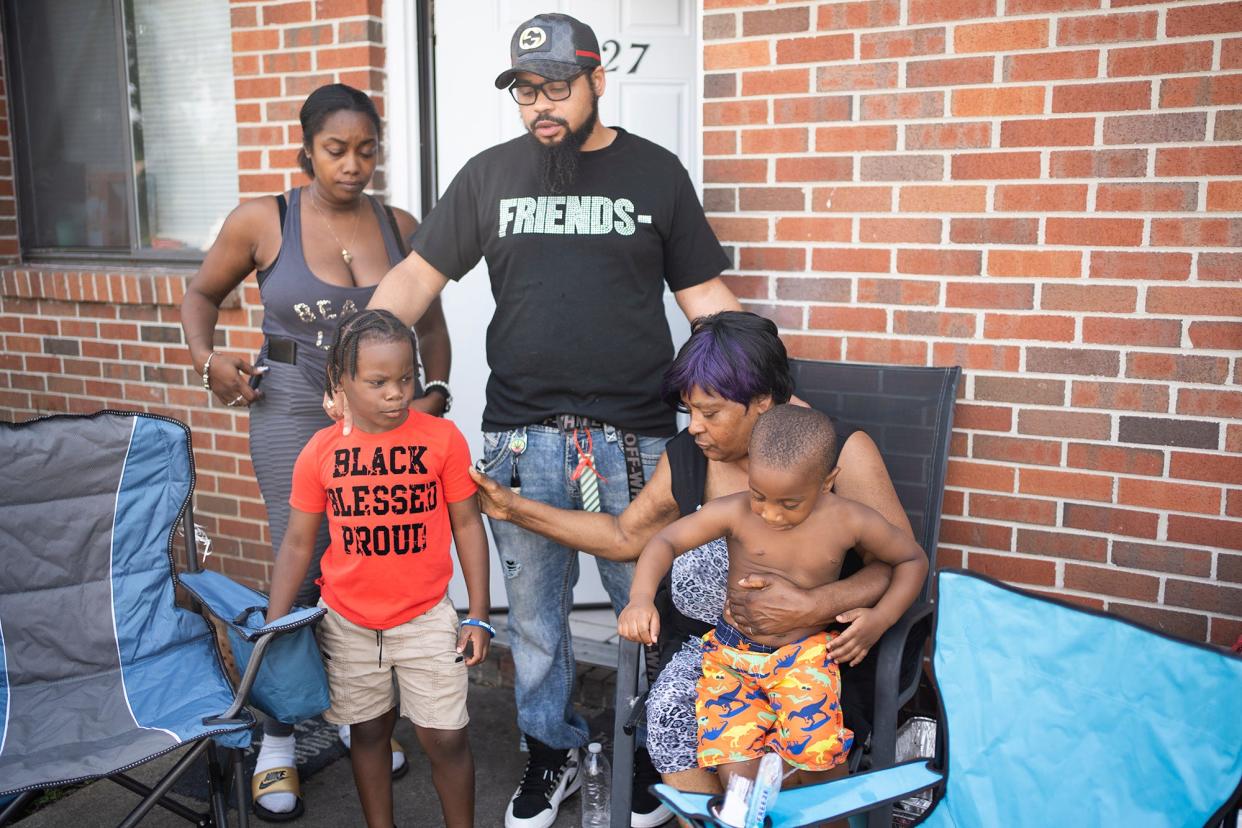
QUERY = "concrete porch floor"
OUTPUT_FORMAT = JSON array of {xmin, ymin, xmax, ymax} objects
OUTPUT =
[{"xmin": 11, "ymin": 609, "xmax": 626, "ymax": 828}]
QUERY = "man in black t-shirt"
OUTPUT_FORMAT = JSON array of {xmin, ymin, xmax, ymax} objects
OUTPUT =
[{"xmin": 364, "ymin": 13, "xmax": 742, "ymax": 827}]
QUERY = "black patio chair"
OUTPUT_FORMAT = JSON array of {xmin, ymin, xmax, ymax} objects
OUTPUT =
[
  {"xmin": 611, "ymin": 359, "xmax": 960, "ymax": 827},
  {"xmin": 0, "ymin": 412, "xmax": 324, "ymax": 827}
]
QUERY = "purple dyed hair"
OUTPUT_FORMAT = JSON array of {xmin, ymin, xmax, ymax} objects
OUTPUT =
[{"xmin": 660, "ymin": 311, "xmax": 794, "ymax": 410}]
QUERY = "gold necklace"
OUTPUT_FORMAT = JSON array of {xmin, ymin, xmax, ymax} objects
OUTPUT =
[{"xmin": 308, "ymin": 187, "xmax": 362, "ymax": 267}]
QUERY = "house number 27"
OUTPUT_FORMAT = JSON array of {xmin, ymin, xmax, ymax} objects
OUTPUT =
[{"xmin": 600, "ymin": 40, "xmax": 651, "ymax": 74}]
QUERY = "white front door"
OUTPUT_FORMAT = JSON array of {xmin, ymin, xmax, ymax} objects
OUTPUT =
[{"xmin": 421, "ymin": 0, "xmax": 699, "ymax": 609}]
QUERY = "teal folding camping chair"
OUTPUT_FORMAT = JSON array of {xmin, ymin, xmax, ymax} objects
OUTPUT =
[
  {"xmin": 0, "ymin": 412, "xmax": 325, "ymax": 827},
  {"xmin": 653, "ymin": 569, "xmax": 1242, "ymax": 827}
]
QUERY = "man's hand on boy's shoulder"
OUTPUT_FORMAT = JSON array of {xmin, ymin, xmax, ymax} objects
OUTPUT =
[
  {"xmin": 321, "ymin": 387, "xmax": 446, "ymax": 436},
  {"xmin": 322, "ymin": 390, "xmax": 350, "ymax": 435}
]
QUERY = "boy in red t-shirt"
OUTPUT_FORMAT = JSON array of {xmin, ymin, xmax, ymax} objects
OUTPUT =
[{"xmin": 266, "ymin": 309, "xmax": 491, "ymax": 828}]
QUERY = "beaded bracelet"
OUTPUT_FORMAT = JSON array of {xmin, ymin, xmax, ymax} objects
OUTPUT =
[
  {"xmin": 459, "ymin": 618, "xmax": 496, "ymax": 638},
  {"xmin": 201, "ymin": 351, "xmax": 221, "ymax": 391},
  {"xmin": 423, "ymin": 380, "xmax": 452, "ymax": 413}
]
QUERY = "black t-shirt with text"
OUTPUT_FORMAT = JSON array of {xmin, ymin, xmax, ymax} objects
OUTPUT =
[{"xmin": 411, "ymin": 128, "xmax": 730, "ymax": 435}]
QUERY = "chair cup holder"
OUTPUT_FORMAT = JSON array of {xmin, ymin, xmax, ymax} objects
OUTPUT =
[{"xmin": 705, "ymin": 794, "xmax": 773, "ymax": 828}]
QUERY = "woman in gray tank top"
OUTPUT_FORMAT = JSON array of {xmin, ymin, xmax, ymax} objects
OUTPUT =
[{"xmin": 180, "ymin": 84, "xmax": 451, "ymax": 822}]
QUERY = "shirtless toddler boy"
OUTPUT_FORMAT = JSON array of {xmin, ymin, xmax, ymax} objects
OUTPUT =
[{"xmin": 618, "ymin": 405, "xmax": 927, "ymax": 788}]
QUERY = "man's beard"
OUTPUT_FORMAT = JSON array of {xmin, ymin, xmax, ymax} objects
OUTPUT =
[{"xmin": 529, "ymin": 93, "xmax": 599, "ymax": 195}]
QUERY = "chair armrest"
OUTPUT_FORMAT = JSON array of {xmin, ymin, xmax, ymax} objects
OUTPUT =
[
  {"xmin": 869, "ymin": 600, "xmax": 935, "ymax": 770},
  {"xmin": 179, "ymin": 570, "xmax": 325, "ymax": 641},
  {"xmin": 180, "ymin": 570, "xmax": 328, "ymax": 728},
  {"xmin": 653, "ymin": 761, "xmax": 943, "ymax": 828},
  {"xmin": 611, "ymin": 637, "xmax": 643, "ymax": 828},
  {"xmin": 874, "ymin": 599, "xmax": 935, "ymax": 701},
  {"xmin": 241, "ymin": 607, "xmax": 325, "ymax": 641}
]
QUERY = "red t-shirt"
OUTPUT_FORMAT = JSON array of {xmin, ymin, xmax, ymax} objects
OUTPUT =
[{"xmin": 289, "ymin": 410, "xmax": 477, "ymax": 629}]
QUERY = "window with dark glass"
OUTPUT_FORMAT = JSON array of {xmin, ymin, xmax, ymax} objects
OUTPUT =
[{"xmin": 3, "ymin": 0, "xmax": 239, "ymax": 260}]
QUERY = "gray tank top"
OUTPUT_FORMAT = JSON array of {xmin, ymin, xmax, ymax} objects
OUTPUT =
[{"xmin": 257, "ymin": 186, "xmax": 405, "ymax": 391}]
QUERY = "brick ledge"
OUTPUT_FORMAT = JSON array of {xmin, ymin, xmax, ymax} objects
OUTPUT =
[{"xmin": 0, "ymin": 264, "xmax": 242, "ymax": 309}]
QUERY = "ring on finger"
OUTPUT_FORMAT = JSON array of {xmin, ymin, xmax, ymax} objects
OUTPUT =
[{"xmin": 228, "ymin": 394, "xmax": 244, "ymax": 407}]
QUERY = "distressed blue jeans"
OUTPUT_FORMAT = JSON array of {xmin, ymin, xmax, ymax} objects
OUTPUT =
[{"xmin": 480, "ymin": 423, "xmax": 669, "ymax": 749}]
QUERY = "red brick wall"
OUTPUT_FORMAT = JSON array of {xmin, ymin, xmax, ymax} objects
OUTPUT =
[
  {"xmin": 0, "ymin": 0, "xmax": 388, "ymax": 588},
  {"xmin": 704, "ymin": 0, "xmax": 1241, "ymax": 644},
  {"xmin": 231, "ymin": 0, "xmax": 387, "ymax": 196},
  {"xmin": 0, "ymin": 33, "xmax": 18, "ymax": 263},
  {"xmin": 1, "ymin": 1, "xmax": 1238, "ymax": 645}
]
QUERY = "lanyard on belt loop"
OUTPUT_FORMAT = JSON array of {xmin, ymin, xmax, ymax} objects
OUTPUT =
[
  {"xmin": 555, "ymin": 417, "xmax": 647, "ymax": 504},
  {"xmin": 571, "ymin": 428, "xmax": 606, "ymax": 513}
]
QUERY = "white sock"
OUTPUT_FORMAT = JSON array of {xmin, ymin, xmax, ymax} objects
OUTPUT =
[
  {"xmin": 338, "ymin": 723, "xmax": 407, "ymax": 773},
  {"xmin": 253, "ymin": 733, "xmax": 298, "ymax": 814},
  {"xmin": 392, "ymin": 741, "xmax": 406, "ymax": 774}
]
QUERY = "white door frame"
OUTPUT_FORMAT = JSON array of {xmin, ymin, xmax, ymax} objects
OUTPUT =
[
  {"xmin": 385, "ymin": 1, "xmax": 708, "ymax": 210},
  {"xmin": 383, "ymin": 0, "xmax": 422, "ymax": 216},
  {"xmin": 384, "ymin": 1, "xmax": 706, "ymax": 609}
]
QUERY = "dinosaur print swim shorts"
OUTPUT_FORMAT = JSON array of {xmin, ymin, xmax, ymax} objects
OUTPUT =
[{"xmin": 695, "ymin": 621, "xmax": 853, "ymax": 772}]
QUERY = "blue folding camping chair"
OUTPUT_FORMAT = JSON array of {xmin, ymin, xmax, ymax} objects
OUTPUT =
[
  {"xmin": 0, "ymin": 412, "xmax": 325, "ymax": 827},
  {"xmin": 653, "ymin": 569, "xmax": 1242, "ymax": 827}
]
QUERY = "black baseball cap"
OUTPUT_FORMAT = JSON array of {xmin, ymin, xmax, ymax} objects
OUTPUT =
[{"xmin": 493, "ymin": 13, "xmax": 602, "ymax": 89}]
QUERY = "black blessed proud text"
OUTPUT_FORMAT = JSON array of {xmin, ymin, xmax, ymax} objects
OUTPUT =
[{"xmin": 328, "ymin": 446, "xmax": 436, "ymax": 556}]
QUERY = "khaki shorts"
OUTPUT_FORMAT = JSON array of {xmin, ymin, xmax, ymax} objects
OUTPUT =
[{"xmin": 316, "ymin": 595, "xmax": 469, "ymax": 730}]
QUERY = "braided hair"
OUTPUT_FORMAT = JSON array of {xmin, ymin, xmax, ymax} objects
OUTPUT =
[{"xmin": 324, "ymin": 309, "xmax": 418, "ymax": 396}]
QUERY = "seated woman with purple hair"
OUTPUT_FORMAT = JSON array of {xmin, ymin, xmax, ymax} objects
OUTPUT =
[{"xmin": 469, "ymin": 311, "xmax": 912, "ymax": 796}]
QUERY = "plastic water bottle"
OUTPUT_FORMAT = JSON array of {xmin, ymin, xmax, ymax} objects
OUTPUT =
[{"xmin": 581, "ymin": 742, "xmax": 610, "ymax": 827}]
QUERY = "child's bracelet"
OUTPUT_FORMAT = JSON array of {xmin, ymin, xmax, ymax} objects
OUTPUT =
[{"xmin": 459, "ymin": 618, "xmax": 496, "ymax": 638}]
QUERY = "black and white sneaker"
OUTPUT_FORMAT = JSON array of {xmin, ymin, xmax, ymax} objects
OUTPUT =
[
  {"xmin": 631, "ymin": 746, "xmax": 674, "ymax": 827},
  {"xmin": 504, "ymin": 734, "xmax": 581, "ymax": 828}
]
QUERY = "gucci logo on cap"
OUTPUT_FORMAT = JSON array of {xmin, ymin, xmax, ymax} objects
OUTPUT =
[{"xmin": 519, "ymin": 27, "xmax": 545, "ymax": 50}]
